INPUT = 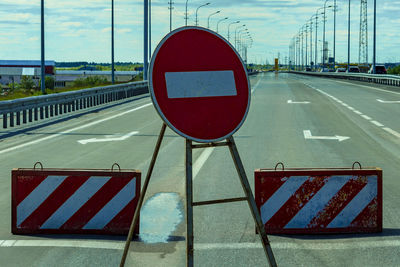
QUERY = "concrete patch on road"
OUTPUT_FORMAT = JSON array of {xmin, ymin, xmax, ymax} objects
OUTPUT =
[{"xmin": 139, "ymin": 192, "xmax": 183, "ymax": 244}]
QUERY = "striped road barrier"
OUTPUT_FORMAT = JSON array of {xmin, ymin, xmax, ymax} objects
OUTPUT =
[
  {"xmin": 255, "ymin": 165, "xmax": 382, "ymax": 234},
  {"xmin": 12, "ymin": 165, "xmax": 140, "ymax": 235}
]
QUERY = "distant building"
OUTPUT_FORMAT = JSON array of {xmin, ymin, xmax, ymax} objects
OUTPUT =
[
  {"xmin": 54, "ymin": 70, "xmax": 140, "ymax": 88},
  {"xmin": 0, "ymin": 60, "xmax": 55, "ymax": 85}
]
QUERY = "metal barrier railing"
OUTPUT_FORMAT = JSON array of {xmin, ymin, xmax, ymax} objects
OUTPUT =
[
  {"xmin": 290, "ymin": 71, "xmax": 400, "ymax": 87},
  {"xmin": 0, "ymin": 81, "xmax": 148, "ymax": 129}
]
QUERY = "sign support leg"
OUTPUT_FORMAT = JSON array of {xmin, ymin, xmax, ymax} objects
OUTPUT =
[
  {"xmin": 120, "ymin": 123, "xmax": 167, "ymax": 267},
  {"xmin": 185, "ymin": 139, "xmax": 194, "ymax": 267},
  {"xmin": 227, "ymin": 136, "xmax": 277, "ymax": 267}
]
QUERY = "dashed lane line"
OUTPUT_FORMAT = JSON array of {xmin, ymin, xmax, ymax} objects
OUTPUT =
[{"xmin": 310, "ymin": 86, "xmax": 400, "ymax": 139}]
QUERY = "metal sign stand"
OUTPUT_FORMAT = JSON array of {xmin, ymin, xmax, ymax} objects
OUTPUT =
[{"xmin": 120, "ymin": 123, "xmax": 277, "ymax": 267}]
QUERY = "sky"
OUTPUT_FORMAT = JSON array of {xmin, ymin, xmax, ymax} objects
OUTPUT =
[{"xmin": 0, "ymin": 0, "xmax": 399, "ymax": 64}]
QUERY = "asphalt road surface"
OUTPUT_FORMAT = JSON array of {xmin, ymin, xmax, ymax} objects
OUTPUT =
[{"xmin": 0, "ymin": 72, "xmax": 399, "ymax": 267}]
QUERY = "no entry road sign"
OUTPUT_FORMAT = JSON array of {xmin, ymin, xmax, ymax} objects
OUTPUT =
[{"xmin": 149, "ymin": 27, "xmax": 250, "ymax": 143}]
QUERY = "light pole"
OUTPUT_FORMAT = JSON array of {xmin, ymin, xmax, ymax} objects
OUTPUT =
[
  {"xmin": 185, "ymin": 0, "xmax": 189, "ymax": 26},
  {"xmin": 144, "ymin": 0, "xmax": 148, "ymax": 80},
  {"xmin": 40, "ymin": 0, "xmax": 45, "ymax": 94},
  {"xmin": 195, "ymin": 2, "xmax": 210, "ymax": 26},
  {"xmin": 305, "ymin": 24, "xmax": 308, "ymax": 68},
  {"xmin": 236, "ymin": 27, "xmax": 247, "ymax": 49},
  {"xmin": 323, "ymin": 1, "xmax": 333, "ymax": 68},
  {"xmin": 227, "ymin": 21, "xmax": 240, "ymax": 41},
  {"xmin": 347, "ymin": 0, "xmax": 351, "ymax": 71},
  {"xmin": 149, "ymin": 0, "xmax": 152, "ymax": 59},
  {"xmin": 315, "ymin": 7, "xmax": 324, "ymax": 70},
  {"xmin": 372, "ymin": 0, "xmax": 376, "ymax": 73},
  {"xmin": 308, "ymin": 19, "xmax": 313, "ymax": 69},
  {"xmin": 216, "ymin": 17, "xmax": 228, "ymax": 33},
  {"xmin": 207, "ymin": 10, "xmax": 220, "ymax": 28},
  {"xmin": 234, "ymin": 24, "xmax": 246, "ymax": 48},
  {"xmin": 333, "ymin": 0, "xmax": 337, "ymax": 66},
  {"xmin": 111, "ymin": 0, "xmax": 115, "ymax": 84}
]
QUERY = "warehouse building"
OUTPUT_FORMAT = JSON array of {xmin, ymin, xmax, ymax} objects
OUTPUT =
[{"xmin": 0, "ymin": 60, "xmax": 55, "ymax": 85}]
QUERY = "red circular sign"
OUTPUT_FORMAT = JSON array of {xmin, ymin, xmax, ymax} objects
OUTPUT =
[{"xmin": 149, "ymin": 27, "xmax": 250, "ymax": 143}]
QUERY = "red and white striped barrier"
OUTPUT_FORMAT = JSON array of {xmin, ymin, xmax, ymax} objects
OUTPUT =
[
  {"xmin": 255, "ymin": 168, "xmax": 382, "ymax": 234},
  {"xmin": 12, "ymin": 168, "xmax": 140, "ymax": 235}
]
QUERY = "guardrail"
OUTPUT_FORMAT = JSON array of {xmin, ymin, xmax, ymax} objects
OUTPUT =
[
  {"xmin": 290, "ymin": 71, "xmax": 400, "ymax": 87},
  {"xmin": 0, "ymin": 81, "xmax": 148, "ymax": 129}
]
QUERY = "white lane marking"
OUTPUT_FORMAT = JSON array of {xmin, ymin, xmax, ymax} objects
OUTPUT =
[
  {"xmin": 341, "ymin": 103, "xmax": 349, "ymax": 107},
  {"xmin": 328, "ymin": 176, "xmax": 377, "ymax": 228},
  {"xmin": 287, "ymin": 100, "xmax": 310, "ymax": 104},
  {"xmin": 377, "ymin": 99, "xmax": 400, "ymax": 103},
  {"xmin": 251, "ymin": 73, "xmax": 263, "ymax": 94},
  {"xmin": 260, "ymin": 176, "xmax": 308, "ymax": 224},
  {"xmin": 40, "ymin": 177, "xmax": 111, "ymax": 229},
  {"xmin": 347, "ymin": 106, "xmax": 355, "ymax": 111},
  {"xmin": 0, "ymin": 103, "xmax": 152, "ymax": 155},
  {"xmin": 0, "ymin": 239, "xmax": 124, "ymax": 250},
  {"xmin": 284, "ymin": 176, "xmax": 349, "ymax": 229},
  {"xmin": 165, "ymin": 71, "xmax": 236, "ymax": 98},
  {"xmin": 333, "ymin": 79, "xmax": 400, "ymax": 95},
  {"xmin": 303, "ymin": 130, "xmax": 350, "ymax": 142},
  {"xmin": 17, "ymin": 176, "xmax": 68, "ymax": 226},
  {"xmin": 371, "ymin": 121, "xmax": 384, "ymax": 127},
  {"xmin": 78, "ymin": 131, "xmax": 139, "ymax": 144},
  {"xmin": 1, "ymin": 239, "xmax": 399, "ymax": 251},
  {"xmin": 313, "ymin": 86, "xmax": 400, "ymax": 140},
  {"xmin": 193, "ymin": 147, "xmax": 215, "ymax": 179},
  {"xmin": 83, "ymin": 178, "xmax": 136, "ymax": 229},
  {"xmin": 195, "ymin": 240, "xmax": 400, "ymax": 250},
  {"xmin": 361, "ymin": 115, "xmax": 372, "ymax": 120},
  {"xmin": 383, "ymin": 127, "xmax": 400, "ymax": 138}
]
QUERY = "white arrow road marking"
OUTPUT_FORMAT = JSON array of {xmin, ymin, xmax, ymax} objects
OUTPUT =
[
  {"xmin": 287, "ymin": 100, "xmax": 310, "ymax": 104},
  {"xmin": 377, "ymin": 99, "xmax": 400, "ymax": 104},
  {"xmin": 303, "ymin": 130, "xmax": 350, "ymax": 142},
  {"xmin": 78, "ymin": 131, "xmax": 139, "ymax": 144}
]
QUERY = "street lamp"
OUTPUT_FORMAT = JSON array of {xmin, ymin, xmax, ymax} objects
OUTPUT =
[
  {"xmin": 111, "ymin": 0, "xmax": 115, "ymax": 84},
  {"xmin": 333, "ymin": 0, "xmax": 337, "ymax": 65},
  {"xmin": 185, "ymin": 0, "xmax": 189, "ymax": 26},
  {"xmin": 372, "ymin": 0, "xmax": 376, "ymax": 73},
  {"xmin": 195, "ymin": 2, "xmax": 210, "ymax": 26},
  {"xmin": 236, "ymin": 27, "xmax": 247, "ymax": 48},
  {"xmin": 207, "ymin": 10, "xmax": 220, "ymax": 28},
  {"xmin": 227, "ymin": 21, "xmax": 240, "ymax": 41},
  {"xmin": 40, "ymin": 0, "xmax": 45, "ymax": 94},
  {"xmin": 234, "ymin": 24, "xmax": 246, "ymax": 48},
  {"xmin": 347, "ymin": 0, "xmax": 351, "ymax": 71},
  {"xmin": 322, "ymin": 1, "xmax": 333, "ymax": 68},
  {"xmin": 216, "ymin": 17, "xmax": 228, "ymax": 33}
]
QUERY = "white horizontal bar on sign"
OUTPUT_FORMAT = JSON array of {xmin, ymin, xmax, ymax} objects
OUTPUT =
[{"xmin": 165, "ymin": 70, "xmax": 237, "ymax": 98}]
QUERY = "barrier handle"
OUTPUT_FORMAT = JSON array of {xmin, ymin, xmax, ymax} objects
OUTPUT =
[
  {"xmin": 33, "ymin": 162, "xmax": 43, "ymax": 171},
  {"xmin": 274, "ymin": 162, "xmax": 285, "ymax": 171},
  {"xmin": 111, "ymin": 163, "xmax": 121, "ymax": 172},
  {"xmin": 352, "ymin": 161, "xmax": 362, "ymax": 170}
]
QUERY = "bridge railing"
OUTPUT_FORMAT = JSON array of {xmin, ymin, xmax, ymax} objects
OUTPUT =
[
  {"xmin": 0, "ymin": 81, "xmax": 148, "ymax": 129},
  {"xmin": 290, "ymin": 71, "xmax": 400, "ymax": 87}
]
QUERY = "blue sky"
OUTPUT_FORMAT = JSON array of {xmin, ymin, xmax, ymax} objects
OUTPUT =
[{"xmin": 0, "ymin": 0, "xmax": 399, "ymax": 64}]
